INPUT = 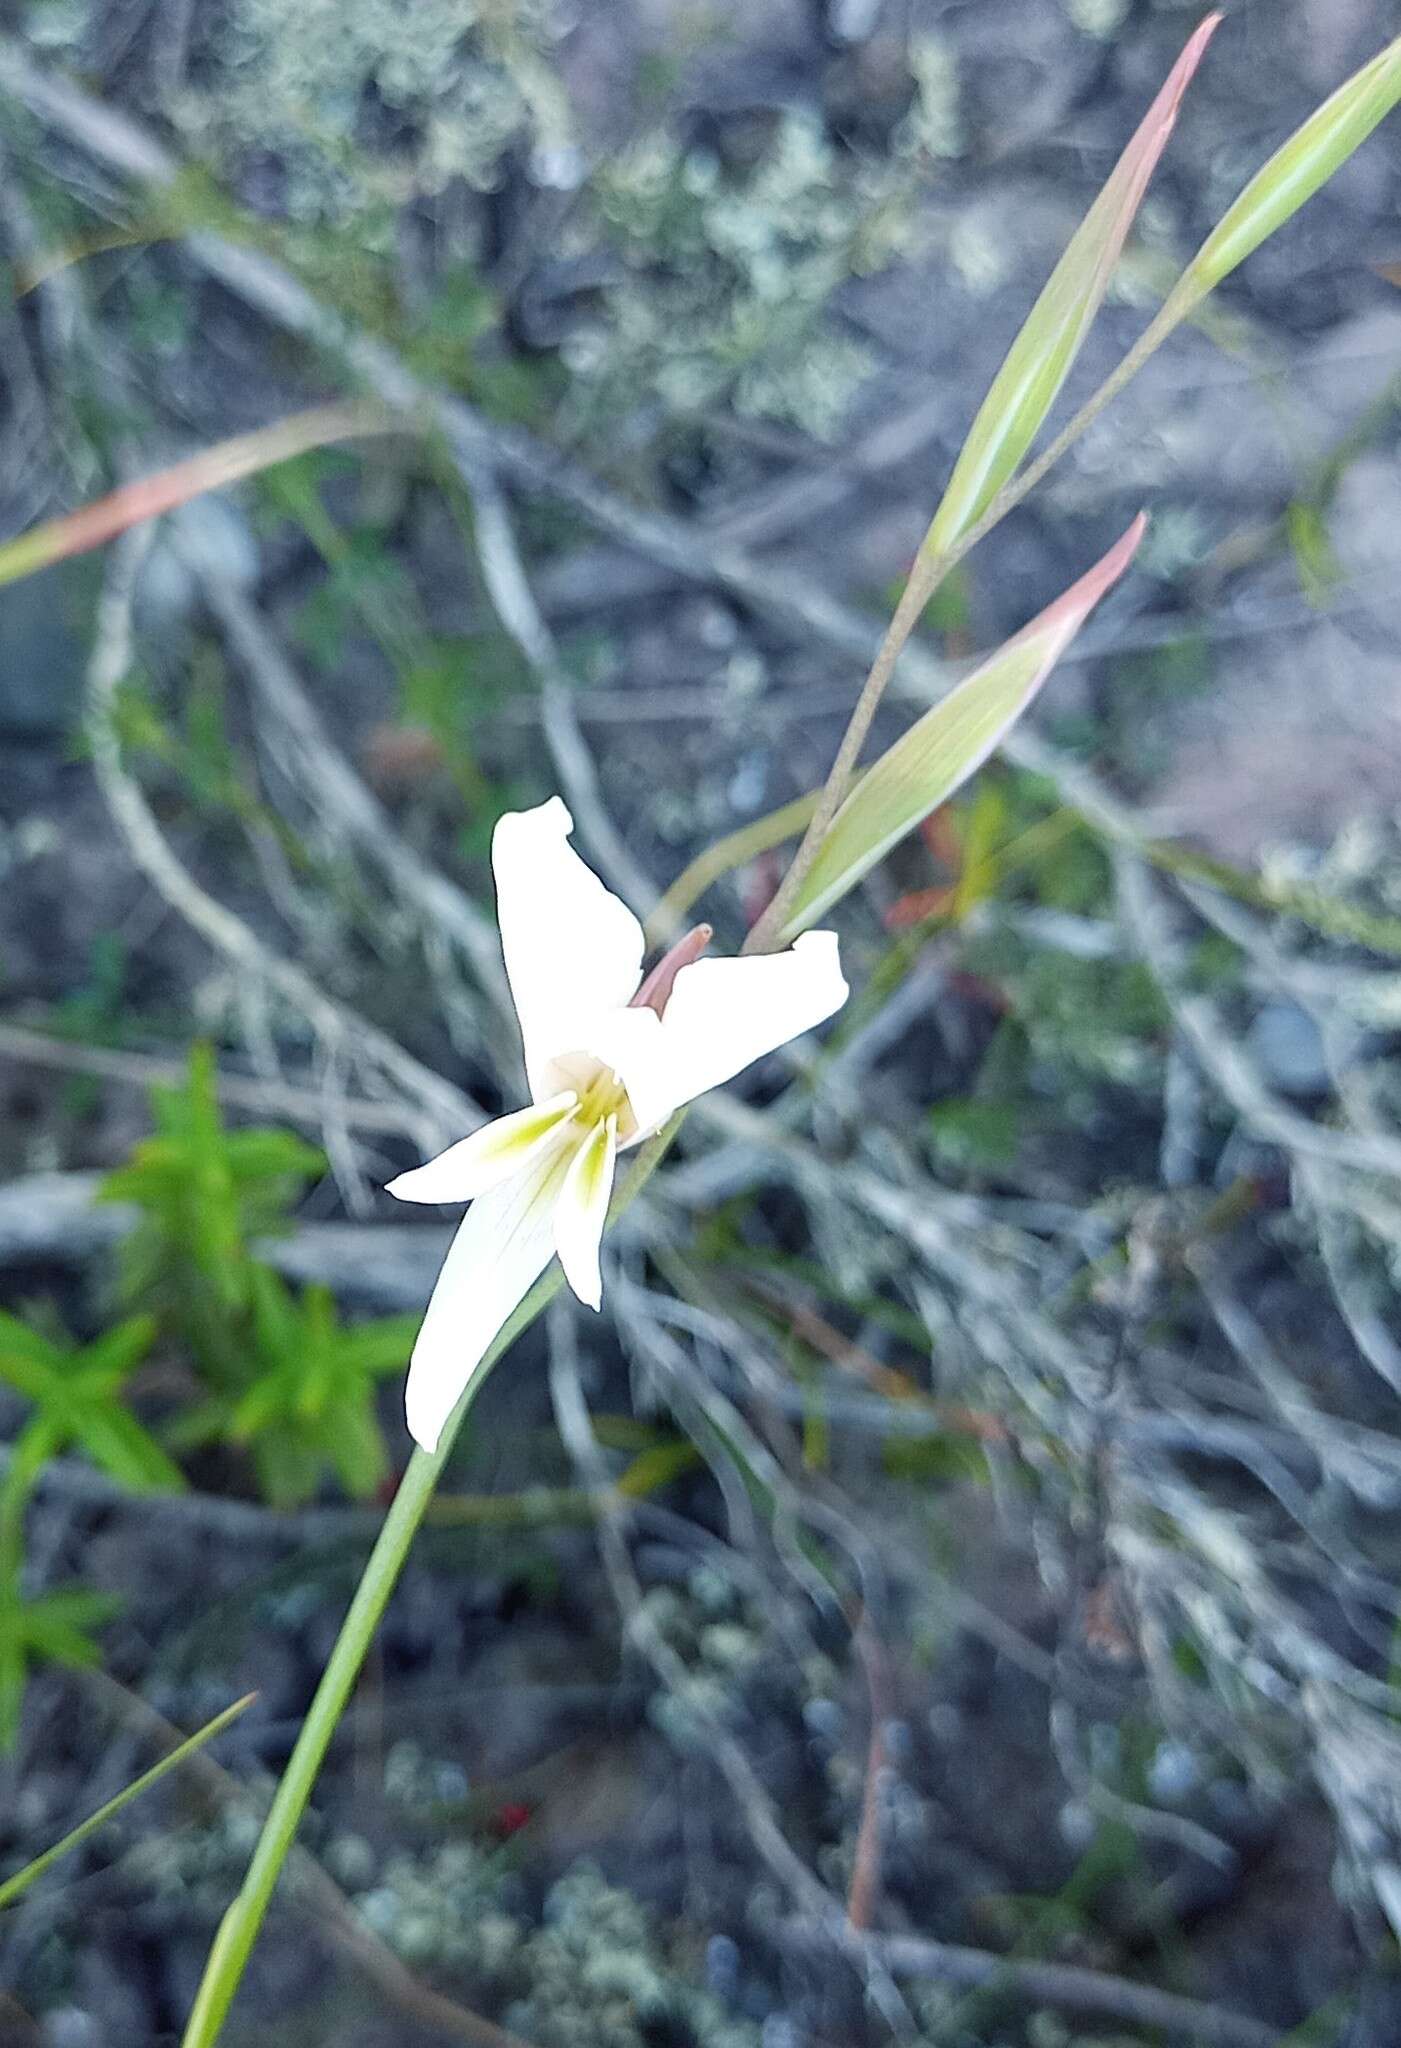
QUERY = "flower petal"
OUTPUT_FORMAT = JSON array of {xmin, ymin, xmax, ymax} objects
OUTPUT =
[
  {"xmin": 647, "ymin": 930, "xmax": 848, "ymax": 1123},
  {"xmin": 404, "ymin": 1137, "xmax": 572, "ymax": 1452},
  {"xmin": 554, "ymin": 1114, "xmax": 618, "ymax": 1310},
  {"xmin": 556, "ymin": 1005, "xmax": 670, "ymax": 1140},
  {"xmin": 385, "ymin": 1093, "xmax": 578, "ymax": 1205},
  {"xmin": 493, "ymin": 797, "xmax": 645, "ymax": 1098}
]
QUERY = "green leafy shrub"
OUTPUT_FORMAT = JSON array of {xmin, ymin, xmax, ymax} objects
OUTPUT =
[
  {"xmin": 96, "ymin": 1043, "xmax": 415, "ymax": 1507},
  {"xmin": 101, "ymin": 1042, "xmax": 324, "ymax": 1384},
  {"xmin": 170, "ymin": 1271, "xmax": 416, "ymax": 1509},
  {"xmin": 0, "ymin": 1575, "xmax": 121, "ymax": 1753},
  {"xmin": 0, "ymin": 1309, "xmax": 180, "ymax": 1493}
]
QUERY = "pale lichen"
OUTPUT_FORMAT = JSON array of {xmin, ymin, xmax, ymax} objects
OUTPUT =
[
  {"xmin": 1065, "ymin": 0, "xmax": 1130, "ymax": 36},
  {"xmin": 174, "ymin": 0, "xmax": 577, "ymax": 221},
  {"xmin": 568, "ymin": 61, "xmax": 958, "ymax": 441}
]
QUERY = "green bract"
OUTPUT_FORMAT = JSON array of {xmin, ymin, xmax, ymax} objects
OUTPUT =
[
  {"xmin": 924, "ymin": 16, "xmax": 1218, "ymax": 558},
  {"xmin": 783, "ymin": 518, "xmax": 1146, "ymax": 935},
  {"xmin": 1176, "ymin": 30, "xmax": 1401, "ymax": 306}
]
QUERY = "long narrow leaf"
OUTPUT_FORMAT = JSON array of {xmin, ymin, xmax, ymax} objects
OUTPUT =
[
  {"xmin": 0, "ymin": 404, "xmax": 391, "ymax": 589},
  {"xmin": 0, "ymin": 1692, "xmax": 255, "ymax": 1909},
  {"xmin": 783, "ymin": 516, "xmax": 1147, "ymax": 936},
  {"xmin": 924, "ymin": 17, "xmax": 1218, "ymax": 558}
]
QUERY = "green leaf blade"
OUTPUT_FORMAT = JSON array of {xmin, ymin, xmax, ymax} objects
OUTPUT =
[
  {"xmin": 0, "ymin": 1693, "xmax": 255, "ymax": 1909},
  {"xmin": 77, "ymin": 1404, "xmax": 187, "ymax": 1496},
  {"xmin": 784, "ymin": 516, "xmax": 1147, "ymax": 935}
]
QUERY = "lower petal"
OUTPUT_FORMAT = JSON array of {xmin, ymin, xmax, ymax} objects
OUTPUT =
[
  {"xmin": 554, "ymin": 1114, "xmax": 618, "ymax": 1310},
  {"xmin": 404, "ymin": 1138, "xmax": 571, "ymax": 1452}
]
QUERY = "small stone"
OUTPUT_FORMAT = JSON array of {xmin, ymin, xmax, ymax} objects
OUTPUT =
[
  {"xmin": 42, "ymin": 2011, "xmax": 97, "ymax": 2048},
  {"xmin": 1247, "ymin": 1002, "xmax": 1332, "ymax": 1097},
  {"xmin": 803, "ymin": 1697, "xmax": 843, "ymax": 1743},
  {"xmin": 1058, "ymin": 1796, "xmax": 1097, "ymax": 1850},
  {"xmin": 136, "ymin": 497, "xmax": 260, "ymax": 634},
  {"xmin": 1148, "ymin": 1738, "xmax": 1202, "ymax": 1804},
  {"xmin": 706, "ymin": 1932, "xmax": 741, "ymax": 1997}
]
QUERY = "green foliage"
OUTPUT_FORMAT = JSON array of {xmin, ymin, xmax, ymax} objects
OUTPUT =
[
  {"xmin": 1285, "ymin": 497, "xmax": 1342, "ymax": 606},
  {"xmin": 259, "ymin": 448, "xmax": 531, "ymax": 815},
  {"xmin": 94, "ymin": 1044, "xmax": 415, "ymax": 1507},
  {"xmin": 0, "ymin": 1577, "xmax": 121, "ymax": 1753},
  {"xmin": 402, "ymin": 258, "xmax": 500, "ymax": 387},
  {"xmin": 975, "ymin": 941, "xmax": 1168, "ymax": 1085},
  {"xmin": 925, "ymin": 17, "xmax": 1212, "ymax": 556},
  {"xmin": 110, "ymin": 664, "xmax": 311, "ymax": 881},
  {"xmin": 0, "ymin": 1310, "xmax": 181, "ymax": 1494},
  {"xmin": 974, "ymin": 1821, "xmax": 1143, "ymax": 1950},
  {"xmin": 882, "ymin": 1430, "xmax": 990, "ymax": 1487},
  {"xmin": 785, "ymin": 520, "xmax": 1144, "ymax": 934},
  {"xmin": 927, "ymin": 1095, "xmax": 1023, "ymax": 1171},
  {"xmin": 51, "ymin": 932, "xmax": 130, "ymax": 1045},
  {"xmin": 171, "ymin": 1272, "xmax": 416, "ymax": 1509},
  {"xmin": 0, "ymin": 1421, "xmax": 120, "ymax": 1751},
  {"xmin": 1175, "ymin": 30, "xmax": 1401, "ymax": 306},
  {"xmin": 0, "ymin": 1041, "xmax": 399, "ymax": 1733},
  {"xmin": 101, "ymin": 1043, "xmax": 324, "ymax": 1361}
]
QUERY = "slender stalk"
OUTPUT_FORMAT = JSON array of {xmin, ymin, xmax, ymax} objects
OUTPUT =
[
  {"xmin": 746, "ymin": 572, "xmax": 934, "ymax": 952},
  {"xmin": 939, "ymin": 296, "xmax": 1184, "ymax": 583},
  {"xmin": 646, "ymin": 792, "xmax": 816, "ymax": 947},
  {"xmin": 179, "ymin": 1116, "xmax": 682, "ymax": 2045},
  {"xmin": 180, "ymin": 1438, "xmax": 448, "ymax": 2046}
]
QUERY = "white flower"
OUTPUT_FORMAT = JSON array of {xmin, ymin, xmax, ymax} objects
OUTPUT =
[{"xmin": 388, "ymin": 796, "xmax": 848, "ymax": 1450}]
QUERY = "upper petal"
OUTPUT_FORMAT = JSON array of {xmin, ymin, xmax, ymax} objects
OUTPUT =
[
  {"xmin": 493, "ymin": 797, "xmax": 645, "ymax": 1099},
  {"xmin": 647, "ymin": 930, "xmax": 848, "ymax": 1123},
  {"xmin": 551, "ymin": 1004, "xmax": 670, "ymax": 1140},
  {"xmin": 404, "ymin": 1135, "xmax": 572, "ymax": 1452},
  {"xmin": 385, "ymin": 1091, "xmax": 578, "ymax": 1205}
]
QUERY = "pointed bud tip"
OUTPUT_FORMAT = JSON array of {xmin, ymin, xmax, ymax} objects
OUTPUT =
[
  {"xmin": 1144, "ymin": 13, "xmax": 1221, "ymax": 144},
  {"xmin": 633, "ymin": 923, "xmax": 715, "ymax": 1015},
  {"xmin": 1102, "ymin": 511, "xmax": 1150, "ymax": 573},
  {"xmin": 1174, "ymin": 13, "xmax": 1223, "ymax": 83}
]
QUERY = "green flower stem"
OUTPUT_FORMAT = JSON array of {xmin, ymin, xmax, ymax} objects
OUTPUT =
[
  {"xmin": 180, "ymin": 1431, "xmax": 445, "ymax": 2047},
  {"xmin": 179, "ymin": 1113, "xmax": 684, "ymax": 2046}
]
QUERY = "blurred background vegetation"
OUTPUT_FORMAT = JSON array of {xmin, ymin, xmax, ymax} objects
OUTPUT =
[{"xmin": 3, "ymin": 1, "xmax": 1401, "ymax": 2043}]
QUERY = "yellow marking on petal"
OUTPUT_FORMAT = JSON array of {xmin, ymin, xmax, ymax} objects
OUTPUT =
[
  {"xmin": 482, "ymin": 1092, "xmax": 581, "ymax": 1163},
  {"xmin": 554, "ymin": 1112, "xmax": 618, "ymax": 1311},
  {"xmin": 386, "ymin": 1091, "xmax": 578, "ymax": 1205}
]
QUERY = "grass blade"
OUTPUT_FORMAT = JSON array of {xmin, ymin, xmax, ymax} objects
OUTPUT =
[
  {"xmin": 0, "ymin": 404, "xmax": 392, "ymax": 589},
  {"xmin": 782, "ymin": 517, "xmax": 1147, "ymax": 936},
  {"xmin": 0, "ymin": 1691, "xmax": 256, "ymax": 1909}
]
